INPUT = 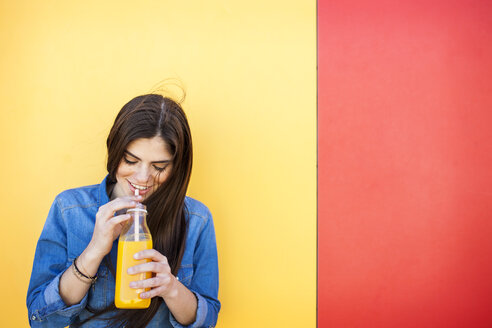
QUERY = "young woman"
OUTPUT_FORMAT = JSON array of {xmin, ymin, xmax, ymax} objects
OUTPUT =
[{"xmin": 27, "ymin": 94, "xmax": 220, "ymax": 327}]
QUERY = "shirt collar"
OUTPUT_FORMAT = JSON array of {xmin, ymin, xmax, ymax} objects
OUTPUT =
[{"xmin": 98, "ymin": 174, "xmax": 111, "ymax": 207}]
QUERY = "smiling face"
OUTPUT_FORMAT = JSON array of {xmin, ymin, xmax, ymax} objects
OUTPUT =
[{"xmin": 111, "ymin": 136, "xmax": 173, "ymax": 199}]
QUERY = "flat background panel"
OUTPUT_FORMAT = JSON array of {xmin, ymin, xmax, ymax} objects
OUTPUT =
[
  {"xmin": 0, "ymin": 1, "xmax": 316, "ymax": 326},
  {"xmin": 318, "ymin": 0, "xmax": 492, "ymax": 327}
]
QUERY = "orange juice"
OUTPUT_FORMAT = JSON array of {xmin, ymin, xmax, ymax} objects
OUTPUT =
[{"xmin": 115, "ymin": 237, "xmax": 153, "ymax": 309}]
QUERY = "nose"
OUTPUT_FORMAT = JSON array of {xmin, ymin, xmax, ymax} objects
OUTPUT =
[{"xmin": 134, "ymin": 164, "xmax": 151, "ymax": 185}]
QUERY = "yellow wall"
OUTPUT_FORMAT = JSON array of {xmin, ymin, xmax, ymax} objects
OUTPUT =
[{"xmin": 0, "ymin": 1, "xmax": 315, "ymax": 326}]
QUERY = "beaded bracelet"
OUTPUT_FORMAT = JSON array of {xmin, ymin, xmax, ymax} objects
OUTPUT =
[{"xmin": 73, "ymin": 256, "xmax": 98, "ymax": 285}]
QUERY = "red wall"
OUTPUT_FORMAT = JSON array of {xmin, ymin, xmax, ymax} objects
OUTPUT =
[{"xmin": 318, "ymin": 1, "xmax": 492, "ymax": 327}]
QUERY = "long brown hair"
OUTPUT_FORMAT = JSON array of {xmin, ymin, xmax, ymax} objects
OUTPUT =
[{"xmin": 74, "ymin": 94, "xmax": 192, "ymax": 327}]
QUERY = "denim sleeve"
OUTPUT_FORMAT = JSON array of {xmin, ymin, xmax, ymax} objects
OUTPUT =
[
  {"xmin": 169, "ymin": 211, "xmax": 221, "ymax": 328},
  {"xmin": 26, "ymin": 197, "xmax": 88, "ymax": 327}
]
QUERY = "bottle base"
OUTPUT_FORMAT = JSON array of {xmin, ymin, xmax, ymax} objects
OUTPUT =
[{"xmin": 115, "ymin": 298, "xmax": 151, "ymax": 309}]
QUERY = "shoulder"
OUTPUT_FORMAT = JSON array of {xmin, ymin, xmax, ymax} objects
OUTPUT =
[
  {"xmin": 185, "ymin": 196, "xmax": 212, "ymax": 219},
  {"xmin": 54, "ymin": 183, "xmax": 100, "ymax": 212},
  {"xmin": 184, "ymin": 196, "xmax": 214, "ymax": 232}
]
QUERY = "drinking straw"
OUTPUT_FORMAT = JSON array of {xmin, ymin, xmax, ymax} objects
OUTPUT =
[{"xmin": 134, "ymin": 189, "xmax": 139, "ymax": 241}]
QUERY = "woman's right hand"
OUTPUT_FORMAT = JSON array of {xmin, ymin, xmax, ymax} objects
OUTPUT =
[{"xmin": 87, "ymin": 195, "xmax": 143, "ymax": 259}]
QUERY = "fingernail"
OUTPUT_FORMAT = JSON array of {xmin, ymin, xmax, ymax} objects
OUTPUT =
[
  {"xmin": 127, "ymin": 268, "xmax": 133, "ymax": 274},
  {"xmin": 129, "ymin": 282, "xmax": 136, "ymax": 288},
  {"xmin": 134, "ymin": 253, "xmax": 139, "ymax": 259}
]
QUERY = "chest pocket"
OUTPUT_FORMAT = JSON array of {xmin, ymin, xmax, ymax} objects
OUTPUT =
[
  {"xmin": 86, "ymin": 264, "xmax": 109, "ymax": 312},
  {"xmin": 177, "ymin": 264, "xmax": 194, "ymax": 287}
]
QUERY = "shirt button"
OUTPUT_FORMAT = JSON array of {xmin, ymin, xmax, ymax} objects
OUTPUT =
[{"xmin": 31, "ymin": 315, "xmax": 36, "ymax": 321}]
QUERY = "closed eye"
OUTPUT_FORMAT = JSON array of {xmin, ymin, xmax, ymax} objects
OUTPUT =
[
  {"xmin": 123, "ymin": 157, "xmax": 137, "ymax": 165},
  {"xmin": 153, "ymin": 165, "xmax": 167, "ymax": 172}
]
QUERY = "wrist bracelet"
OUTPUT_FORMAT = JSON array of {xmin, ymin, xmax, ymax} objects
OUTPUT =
[
  {"xmin": 72, "ymin": 264, "xmax": 91, "ymax": 284},
  {"xmin": 73, "ymin": 256, "xmax": 98, "ymax": 285}
]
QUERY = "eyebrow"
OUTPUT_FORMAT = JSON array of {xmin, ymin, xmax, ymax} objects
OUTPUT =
[{"xmin": 124, "ymin": 150, "xmax": 172, "ymax": 164}]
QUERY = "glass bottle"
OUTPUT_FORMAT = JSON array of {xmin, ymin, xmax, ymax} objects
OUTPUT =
[{"xmin": 115, "ymin": 203, "xmax": 153, "ymax": 309}]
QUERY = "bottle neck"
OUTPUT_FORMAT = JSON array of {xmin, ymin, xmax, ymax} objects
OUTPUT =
[{"xmin": 121, "ymin": 208, "xmax": 151, "ymax": 241}]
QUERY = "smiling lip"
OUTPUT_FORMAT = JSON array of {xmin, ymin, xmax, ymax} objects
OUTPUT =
[{"xmin": 127, "ymin": 180, "xmax": 153, "ymax": 195}]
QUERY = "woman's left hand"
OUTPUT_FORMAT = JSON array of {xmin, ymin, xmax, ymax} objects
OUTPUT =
[{"xmin": 128, "ymin": 249, "xmax": 178, "ymax": 300}]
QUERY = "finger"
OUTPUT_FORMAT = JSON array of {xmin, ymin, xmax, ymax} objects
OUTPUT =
[
  {"xmin": 108, "ymin": 213, "xmax": 132, "ymax": 226},
  {"xmin": 134, "ymin": 249, "xmax": 168, "ymax": 263},
  {"xmin": 107, "ymin": 197, "xmax": 142, "ymax": 213},
  {"xmin": 129, "ymin": 276, "xmax": 171, "ymax": 289},
  {"xmin": 139, "ymin": 286, "xmax": 167, "ymax": 299},
  {"xmin": 98, "ymin": 198, "xmax": 140, "ymax": 219},
  {"xmin": 114, "ymin": 194, "xmax": 143, "ymax": 202},
  {"xmin": 128, "ymin": 261, "xmax": 169, "ymax": 275}
]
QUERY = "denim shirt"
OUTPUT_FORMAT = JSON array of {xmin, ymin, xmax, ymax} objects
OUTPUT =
[{"xmin": 27, "ymin": 176, "xmax": 220, "ymax": 328}]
